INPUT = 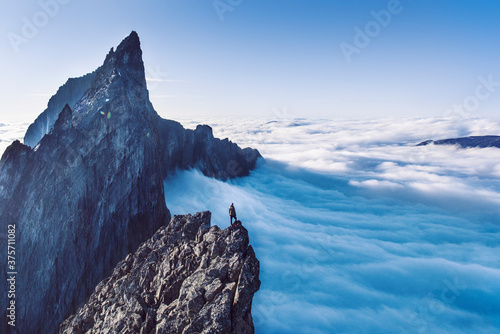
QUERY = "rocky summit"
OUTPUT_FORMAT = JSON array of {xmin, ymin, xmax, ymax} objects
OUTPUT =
[
  {"xmin": 0, "ymin": 31, "xmax": 260, "ymax": 333},
  {"xmin": 59, "ymin": 212, "xmax": 260, "ymax": 334}
]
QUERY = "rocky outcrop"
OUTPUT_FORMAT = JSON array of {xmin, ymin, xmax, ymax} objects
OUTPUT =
[
  {"xmin": 59, "ymin": 212, "xmax": 260, "ymax": 334},
  {"xmin": 417, "ymin": 135, "xmax": 500, "ymax": 148},
  {"xmin": 0, "ymin": 31, "xmax": 260, "ymax": 334},
  {"xmin": 24, "ymin": 71, "xmax": 97, "ymax": 148},
  {"xmin": 157, "ymin": 120, "xmax": 260, "ymax": 180}
]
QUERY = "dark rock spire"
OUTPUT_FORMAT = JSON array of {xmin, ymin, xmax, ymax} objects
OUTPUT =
[{"xmin": 0, "ymin": 32, "xmax": 261, "ymax": 333}]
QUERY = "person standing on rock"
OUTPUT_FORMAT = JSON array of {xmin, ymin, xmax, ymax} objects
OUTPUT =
[{"xmin": 229, "ymin": 203, "xmax": 237, "ymax": 226}]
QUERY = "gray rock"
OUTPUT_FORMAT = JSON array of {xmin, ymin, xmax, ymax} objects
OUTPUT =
[
  {"xmin": 23, "ymin": 71, "xmax": 97, "ymax": 148},
  {"xmin": 0, "ymin": 31, "xmax": 260, "ymax": 333},
  {"xmin": 417, "ymin": 135, "xmax": 500, "ymax": 149},
  {"xmin": 59, "ymin": 212, "xmax": 260, "ymax": 334}
]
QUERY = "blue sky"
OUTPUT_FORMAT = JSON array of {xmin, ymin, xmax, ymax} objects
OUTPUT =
[{"xmin": 1, "ymin": 0, "xmax": 500, "ymax": 121}]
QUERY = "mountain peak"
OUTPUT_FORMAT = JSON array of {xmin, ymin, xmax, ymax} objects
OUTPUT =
[
  {"xmin": 102, "ymin": 31, "xmax": 146, "ymax": 85},
  {"xmin": 71, "ymin": 31, "xmax": 150, "ymax": 126},
  {"xmin": 24, "ymin": 31, "xmax": 147, "ymax": 148},
  {"xmin": 0, "ymin": 32, "xmax": 261, "ymax": 333},
  {"xmin": 117, "ymin": 30, "xmax": 140, "ymax": 51},
  {"xmin": 115, "ymin": 31, "xmax": 142, "ymax": 61},
  {"xmin": 53, "ymin": 104, "xmax": 72, "ymax": 130},
  {"xmin": 104, "ymin": 31, "xmax": 141, "ymax": 56}
]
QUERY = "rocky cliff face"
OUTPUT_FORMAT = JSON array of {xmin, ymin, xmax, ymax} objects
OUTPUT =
[
  {"xmin": 417, "ymin": 135, "xmax": 500, "ymax": 148},
  {"xmin": 23, "ymin": 71, "xmax": 97, "ymax": 148},
  {"xmin": 0, "ymin": 32, "xmax": 260, "ymax": 334},
  {"xmin": 59, "ymin": 212, "xmax": 260, "ymax": 334}
]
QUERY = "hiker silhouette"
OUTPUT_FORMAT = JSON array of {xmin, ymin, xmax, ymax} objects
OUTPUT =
[{"xmin": 229, "ymin": 203, "xmax": 237, "ymax": 226}]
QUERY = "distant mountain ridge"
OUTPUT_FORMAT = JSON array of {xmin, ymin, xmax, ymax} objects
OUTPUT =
[
  {"xmin": 417, "ymin": 135, "xmax": 500, "ymax": 148},
  {"xmin": 0, "ymin": 31, "xmax": 260, "ymax": 333}
]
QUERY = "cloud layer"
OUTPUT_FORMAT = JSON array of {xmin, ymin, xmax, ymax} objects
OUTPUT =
[
  {"xmin": 165, "ymin": 117, "xmax": 500, "ymax": 333},
  {"xmin": 1, "ymin": 117, "xmax": 499, "ymax": 333}
]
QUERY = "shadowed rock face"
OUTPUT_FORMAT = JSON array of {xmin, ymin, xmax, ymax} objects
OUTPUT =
[
  {"xmin": 24, "ymin": 71, "xmax": 97, "ymax": 148},
  {"xmin": 417, "ymin": 135, "xmax": 500, "ymax": 148},
  {"xmin": 0, "ymin": 31, "xmax": 260, "ymax": 334},
  {"xmin": 59, "ymin": 212, "xmax": 260, "ymax": 334}
]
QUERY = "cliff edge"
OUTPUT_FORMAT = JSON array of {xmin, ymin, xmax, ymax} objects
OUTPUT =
[{"xmin": 59, "ymin": 212, "xmax": 260, "ymax": 334}]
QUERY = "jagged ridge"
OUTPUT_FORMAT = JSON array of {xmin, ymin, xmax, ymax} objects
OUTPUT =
[
  {"xmin": 0, "ymin": 31, "xmax": 261, "ymax": 334},
  {"xmin": 59, "ymin": 212, "xmax": 260, "ymax": 334},
  {"xmin": 24, "ymin": 71, "xmax": 97, "ymax": 148}
]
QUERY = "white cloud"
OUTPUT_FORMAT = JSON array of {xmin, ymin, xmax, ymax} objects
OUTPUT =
[
  {"xmin": 3, "ymin": 116, "xmax": 500, "ymax": 333},
  {"xmin": 165, "ymin": 116, "xmax": 500, "ymax": 333},
  {"xmin": 164, "ymin": 165, "xmax": 500, "ymax": 333}
]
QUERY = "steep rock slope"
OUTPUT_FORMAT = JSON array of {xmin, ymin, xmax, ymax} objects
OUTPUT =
[
  {"xmin": 0, "ymin": 32, "xmax": 260, "ymax": 334},
  {"xmin": 59, "ymin": 212, "xmax": 260, "ymax": 334},
  {"xmin": 24, "ymin": 71, "xmax": 97, "ymax": 148}
]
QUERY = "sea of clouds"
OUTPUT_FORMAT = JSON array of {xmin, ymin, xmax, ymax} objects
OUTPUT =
[
  {"xmin": 166, "ymin": 117, "xmax": 500, "ymax": 334},
  {"xmin": 1, "ymin": 117, "xmax": 500, "ymax": 333}
]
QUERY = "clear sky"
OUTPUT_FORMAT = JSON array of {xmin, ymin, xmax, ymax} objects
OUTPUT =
[{"xmin": 1, "ymin": 0, "xmax": 500, "ymax": 122}]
